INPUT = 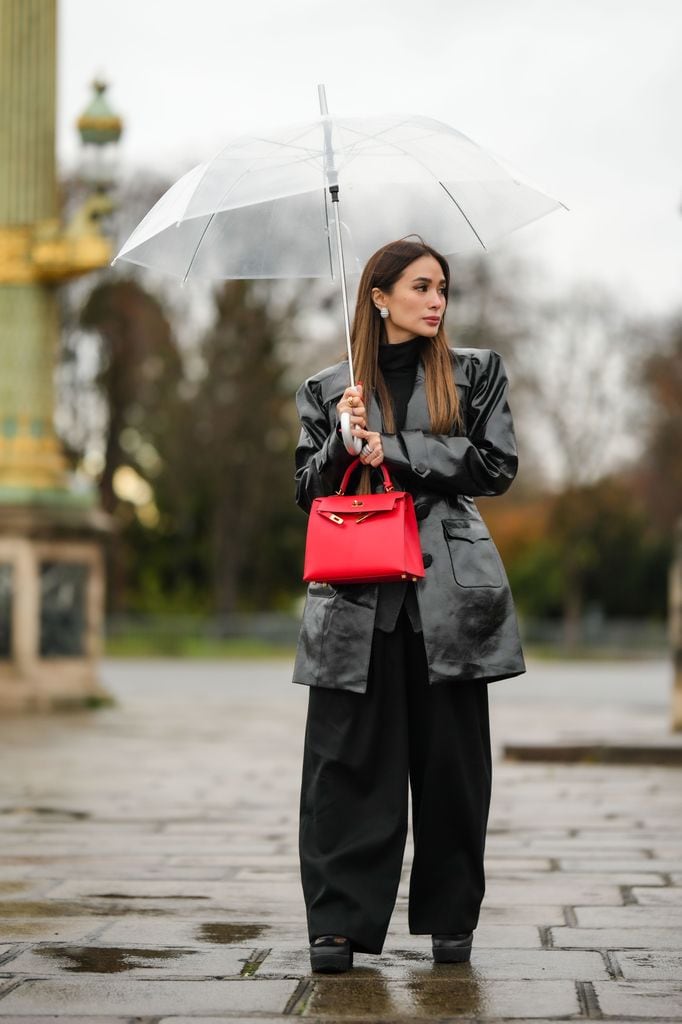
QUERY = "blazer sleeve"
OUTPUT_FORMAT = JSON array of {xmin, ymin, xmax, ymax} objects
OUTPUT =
[
  {"xmin": 294, "ymin": 376, "xmax": 356, "ymax": 513},
  {"xmin": 380, "ymin": 349, "xmax": 519, "ymax": 497}
]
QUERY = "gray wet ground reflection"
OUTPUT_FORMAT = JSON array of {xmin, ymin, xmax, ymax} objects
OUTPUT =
[
  {"xmin": 0, "ymin": 657, "xmax": 680, "ymax": 1020},
  {"xmin": 0, "ymin": 899, "xmax": 168, "ymax": 918},
  {"xmin": 305, "ymin": 972, "xmax": 580, "ymax": 1018}
]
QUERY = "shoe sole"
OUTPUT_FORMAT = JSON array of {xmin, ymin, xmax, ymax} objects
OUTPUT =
[
  {"xmin": 310, "ymin": 948, "xmax": 353, "ymax": 973},
  {"xmin": 433, "ymin": 945, "xmax": 472, "ymax": 963}
]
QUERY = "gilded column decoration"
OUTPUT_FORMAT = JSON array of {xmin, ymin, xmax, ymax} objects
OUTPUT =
[{"xmin": 0, "ymin": 0, "xmax": 115, "ymax": 710}]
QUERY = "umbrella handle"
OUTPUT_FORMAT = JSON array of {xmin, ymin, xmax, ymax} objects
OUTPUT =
[{"xmin": 340, "ymin": 411, "xmax": 362, "ymax": 455}]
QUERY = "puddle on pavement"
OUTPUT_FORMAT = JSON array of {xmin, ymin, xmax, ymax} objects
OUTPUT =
[
  {"xmin": 391, "ymin": 950, "xmax": 431, "ymax": 962},
  {"xmin": 307, "ymin": 975, "xmax": 485, "ymax": 1017},
  {"xmin": 405, "ymin": 976, "xmax": 485, "ymax": 1016},
  {"xmin": 0, "ymin": 806, "xmax": 90, "ymax": 820},
  {"xmin": 0, "ymin": 899, "xmax": 169, "ymax": 918},
  {"xmin": 36, "ymin": 945, "xmax": 193, "ymax": 973},
  {"xmin": 93, "ymin": 892, "xmax": 209, "ymax": 900},
  {"xmin": 0, "ymin": 882, "xmax": 28, "ymax": 895},
  {"xmin": 197, "ymin": 922, "xmax": 265, "ymax": 944}
]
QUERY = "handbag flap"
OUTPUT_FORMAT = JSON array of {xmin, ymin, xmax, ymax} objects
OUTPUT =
[{"xmin": 316, "ymin": 492, "xmax": 402, "ymax": 515}]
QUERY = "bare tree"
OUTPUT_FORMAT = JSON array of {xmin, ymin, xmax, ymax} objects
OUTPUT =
[
  {"xmin": 191, "ymin": 279, "xmax": 302, "ymax": 613},
  {"xmin": 515, "ymin": 284, "xmax": 642, "ymax": 489}
]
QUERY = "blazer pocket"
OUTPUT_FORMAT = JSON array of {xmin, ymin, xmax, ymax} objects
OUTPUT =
[{"xmin": 442, "ymin": 519, "xmax": 503, "ymax": 588}]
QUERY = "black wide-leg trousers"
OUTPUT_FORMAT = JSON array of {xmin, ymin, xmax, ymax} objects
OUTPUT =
[{"xmin": 298, "ymin": 606, "xmax": 493, "ymax": 955}]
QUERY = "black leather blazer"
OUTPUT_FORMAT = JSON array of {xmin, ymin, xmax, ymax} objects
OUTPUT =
[{"xmin": 292, "ymin": 347, "xmax": 526, "ymax": 692}]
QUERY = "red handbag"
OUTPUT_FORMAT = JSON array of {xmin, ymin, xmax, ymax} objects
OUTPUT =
[{"xmin": 303, "ymin": 458, "xmax": 425, "ymax": 585}]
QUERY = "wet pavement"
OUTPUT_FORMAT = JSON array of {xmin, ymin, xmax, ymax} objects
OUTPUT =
[{"xmin": 0, "ymin": 656, "xmax": 680, "ymax": 1022}]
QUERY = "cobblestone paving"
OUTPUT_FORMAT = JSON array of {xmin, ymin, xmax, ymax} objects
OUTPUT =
[{"xmin": 0, "ymin": 657, "xmax": 680, "ymax": 1022}]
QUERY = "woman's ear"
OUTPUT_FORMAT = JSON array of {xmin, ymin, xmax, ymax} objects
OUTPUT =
[{"xmin": 371, "ymin": 286, "xmax": 387, "ymax": 309}]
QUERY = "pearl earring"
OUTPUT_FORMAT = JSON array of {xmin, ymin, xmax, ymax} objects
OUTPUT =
[{"xmin": 379, "ymin": 306, "xmax": 389, "ymax": 319}]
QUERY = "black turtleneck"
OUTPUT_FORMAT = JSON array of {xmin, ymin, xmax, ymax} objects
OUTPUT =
[
  {"xmin": 378, "ymin": 336, "xmax": 422, "ymax": 431},
  {"xmin": 374, "ymin": 336, "xmax": 424, "ymax": 635}
]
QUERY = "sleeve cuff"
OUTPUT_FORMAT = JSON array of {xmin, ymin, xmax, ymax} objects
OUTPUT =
[
  {"xmin": 401, "ymin": 431, "xmax": 431, "ymax": 477},
  {"xmin": 325, "ymin": 425, "xmax": 357, "ymax": 472}
]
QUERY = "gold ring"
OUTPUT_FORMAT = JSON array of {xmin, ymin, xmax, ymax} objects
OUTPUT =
[{"xmin": 348, "ymin": 396, "xmax": 354, "ymax": 407}]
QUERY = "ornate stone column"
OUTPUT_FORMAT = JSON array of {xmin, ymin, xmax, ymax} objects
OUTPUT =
[
  {"xmin": 0, "ymin": 0, "xmax": 112, "ymax": 710},
  {"xmin": 0, "ymin": 0, "xmax": 68, "ymax": 494}
]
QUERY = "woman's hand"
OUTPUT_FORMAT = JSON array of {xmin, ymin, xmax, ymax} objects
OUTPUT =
[
  {"xmin": 336, "ymin": 385, "xmax": 383, "ymax": 466},
  {"xmin": 354, "ymin": 426, "xmax": 384, "ymax": 467},
  {"xmin": 336, "ymin": 384, "xmax": 367, "ymax": 434}
]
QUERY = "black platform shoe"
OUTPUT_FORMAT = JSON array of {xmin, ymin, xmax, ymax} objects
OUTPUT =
[
  {"xmin": 432, "ymin": 931, "xmax": 473, "ymax": 963},
  {"xmin": 310, "ymin": 935, "xmax": 353, "ymax": 973}
]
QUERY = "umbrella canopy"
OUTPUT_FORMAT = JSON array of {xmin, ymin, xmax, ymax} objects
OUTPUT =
[
  {"xmin": 114, "ymin": 93, "xmax": 566, "ymax": 453},
  {"xmin": 113, "ymin": 112, "xmax": 565, "ymax": 283}
]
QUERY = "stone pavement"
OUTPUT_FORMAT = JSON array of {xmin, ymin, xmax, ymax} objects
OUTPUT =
[{"xmin": 0, "ymin": 656, "xmax": 680, "ymax": 1022}]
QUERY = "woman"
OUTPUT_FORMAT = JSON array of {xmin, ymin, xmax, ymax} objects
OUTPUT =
[{"xmin": 293, "ymin": 237, "xmax": 525, "ymax": 974}]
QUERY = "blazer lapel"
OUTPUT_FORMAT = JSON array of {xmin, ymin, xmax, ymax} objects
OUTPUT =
[
  {"xmin": 403, "ymin": 361, "xmax": 429, "ymax": 431},
  {"xmin": 368, "ymin": 361, "xmax": 429, "ymax": 432},
  {"xmin": 401, "ymin": 352, "xmax": 470, "ymax": 432},
  {"xmin": 367, "ymin": 392, "xmax": 383, "ymax": 433}
]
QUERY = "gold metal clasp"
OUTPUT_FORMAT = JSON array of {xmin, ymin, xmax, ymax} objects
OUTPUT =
[
  {"xmin": 329, "ymin": 513, "xmax": 344, "ymax": 525},
  {"xmin": 352, "ymin": 499, "xmax": 364, "ymax": 506}
]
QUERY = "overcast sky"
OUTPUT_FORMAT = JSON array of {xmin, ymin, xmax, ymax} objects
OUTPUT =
[{"xmin": 57, "ymin": 0, "xmax": 682, "ymax": 318}]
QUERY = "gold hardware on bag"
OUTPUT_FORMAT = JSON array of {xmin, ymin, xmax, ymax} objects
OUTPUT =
[
  {"xmin": 329, "ymin": 514, "xmax": 344, "ymax": 525},
  {"xmin": 356, "ymin": 511, "xmax": 377, "ymax": 524},
  {"xmin": 352, "ymin": 499, "xmax": 364, "ymax": 506}
]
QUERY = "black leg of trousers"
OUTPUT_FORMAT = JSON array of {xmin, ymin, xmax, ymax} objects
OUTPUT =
[
  {"xmin": 298, "ymin": 607, "xmax": 492, "ymax": 955},
  {"xmin": 298, "ymin": 625, "xmax": 410, "ymax": 954},
  {"xmin": 403, "ymin": 620, "xmax": 493, "ymax": 935}
]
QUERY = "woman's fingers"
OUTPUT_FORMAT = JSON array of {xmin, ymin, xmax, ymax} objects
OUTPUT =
[
  {"xmin": 356, "ymin": 428, "xmax": 384, "ymax": 466},
  {"xmin": 347, "ymin": 402, "xmax": 366, "ymax": 420},
  {"xmin": 336, "ymin": 385, "xmax": 366, "ymax": 425},
  {"xmin": 343, "ymin": 386, "xmax": 363, "ymax": 407},
  {"xmin": 360, "ymin": 451, "xmax": 384, "ymax": 466}
]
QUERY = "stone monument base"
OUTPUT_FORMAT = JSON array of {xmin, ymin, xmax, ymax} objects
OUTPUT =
[{"xmin": 0, "ymin": 500, "xmax": 113, "ymax": 712}]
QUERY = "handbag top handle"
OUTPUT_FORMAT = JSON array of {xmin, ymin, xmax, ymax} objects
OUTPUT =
[{"xmin": 337, "ymin": 458, "xmax": 394, "ymax": 495}]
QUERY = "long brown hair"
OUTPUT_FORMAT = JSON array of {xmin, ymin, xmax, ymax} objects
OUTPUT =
[{"xmin": 350, "ymin": 237, "xmax": 462, "ymax": 436}]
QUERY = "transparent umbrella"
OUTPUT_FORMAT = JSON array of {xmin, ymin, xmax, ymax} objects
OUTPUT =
[{"xmin": 114, "ymin": 86, "xmax": 566, "ymax": 451}]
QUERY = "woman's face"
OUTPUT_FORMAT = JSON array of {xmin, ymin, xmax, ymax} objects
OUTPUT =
[{"xmin": 371, "ymin": 254, "xmax": 447, "ymax": 344}]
